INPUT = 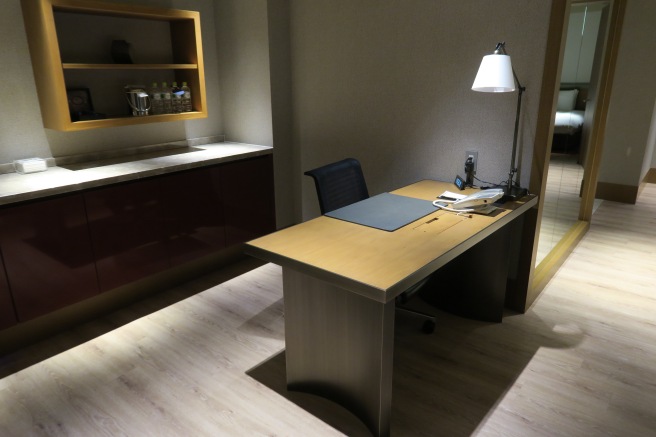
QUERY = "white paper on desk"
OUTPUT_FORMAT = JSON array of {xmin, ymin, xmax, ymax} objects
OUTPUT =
[{"xmin": 438, "ymin": 191, "xmax": 467, "ymax": 200}]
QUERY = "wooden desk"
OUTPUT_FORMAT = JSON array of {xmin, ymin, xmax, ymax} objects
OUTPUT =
[{"xmin": 245, "ymin": 180, "xmax": 537, "ymax": 436}]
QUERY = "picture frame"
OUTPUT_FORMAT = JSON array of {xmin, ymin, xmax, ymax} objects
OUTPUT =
[
  {"xmin": 67, "ymin": 87, "xmax": 93, "ymax": 114},
  {"xmin": 66, "ymin": 87, "xmax": 105, "ymax": 121}
]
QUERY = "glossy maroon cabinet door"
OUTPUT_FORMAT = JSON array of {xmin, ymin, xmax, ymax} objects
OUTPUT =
[
  {"xmin": 85, "ymin": 178, "xmax": 169, "ymax": 292},
  {"xmin": 160, "ymin": 167, "xmax": 226, "ymax": 266},
  {"xmin": 0, "ymin": 253, "xmax": 17, "ymax": 329},
  {"xmin": 0, "ymin": 195, "xmax": 99, "ymax": 322},
  {"xmin": 221, "ymin": 155, "xmax": 276, "ymax": 246}
]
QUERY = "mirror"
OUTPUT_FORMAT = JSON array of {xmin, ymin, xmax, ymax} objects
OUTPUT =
[{"xmin": 536, "ymin": 1, "xmax": 609, "ymax": 265}]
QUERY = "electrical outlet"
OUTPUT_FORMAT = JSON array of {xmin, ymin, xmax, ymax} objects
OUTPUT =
[{"xmin": 465, "ymin": 151, "xmax": 478, "ymax": 174}]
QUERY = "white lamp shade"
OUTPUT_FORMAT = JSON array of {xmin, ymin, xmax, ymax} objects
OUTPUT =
[{"xmin": 472, "ymin": 54, "xmax": 515, "ymax": 93}]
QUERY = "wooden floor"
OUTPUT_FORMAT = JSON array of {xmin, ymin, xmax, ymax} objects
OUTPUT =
[{"xmin": 1, "ymin": 184, "xmax": 655, "ymax": 436}]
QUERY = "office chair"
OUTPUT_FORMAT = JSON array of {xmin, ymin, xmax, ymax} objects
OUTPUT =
[
  {"xmin": 303, "ymin": 158, "xmax": 370, "ymax": 215},
  {"xmin": 304, "ymin": 158, "xmax": 436, "ymax": 334}
]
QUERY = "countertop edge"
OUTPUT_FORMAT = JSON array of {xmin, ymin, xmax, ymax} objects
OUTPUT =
[{"xmin": 0, "ymin": 143, "xmax": 272, "ymax": 207}]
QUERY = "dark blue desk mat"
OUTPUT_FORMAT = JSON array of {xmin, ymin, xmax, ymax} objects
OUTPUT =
[{"xmin": 325, "ymin": 193, "xmax": 437, "ymax": 231}]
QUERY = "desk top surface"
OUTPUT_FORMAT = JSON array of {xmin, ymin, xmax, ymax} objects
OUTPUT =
[{"xmin": 246, "ymin": 180, "xmax": 537, "ymax": 303}]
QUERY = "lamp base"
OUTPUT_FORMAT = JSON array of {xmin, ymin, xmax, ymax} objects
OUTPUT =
[{"xmin": 502, "ymin": 184, "xmax": 528, "ymax": 202}]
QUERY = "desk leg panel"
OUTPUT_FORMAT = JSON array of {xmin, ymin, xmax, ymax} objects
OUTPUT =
[
  {"xmin": 422, "ymin": 221, "xmax": 512, "ymax": 322},
  {"xmin": 283, "ymin": 268, "xmax": 394, "ymax": 437}
]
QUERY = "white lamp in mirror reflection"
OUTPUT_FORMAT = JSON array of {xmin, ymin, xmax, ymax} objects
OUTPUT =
[{"xmin": 472, "ymin": 42, "xmax": 528, "ymax": 200}]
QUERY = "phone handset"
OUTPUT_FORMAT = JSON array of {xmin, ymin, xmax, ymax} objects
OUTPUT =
[{"xmin": 433, "ymin": 188, "xmax": 503, "ymax": 212}]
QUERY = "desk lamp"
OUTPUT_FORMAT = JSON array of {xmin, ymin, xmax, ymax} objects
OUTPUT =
[{"xmin": 472, "ymin": 42, "xmax": 528, "ymax": 200}]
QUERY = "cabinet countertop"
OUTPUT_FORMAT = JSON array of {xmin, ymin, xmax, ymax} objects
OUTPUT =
[{"xmin": 0, "ymin": 142, "xmax": 272, "ymax": 207}]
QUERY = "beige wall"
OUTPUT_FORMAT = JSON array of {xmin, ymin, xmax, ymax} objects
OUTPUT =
[
  {"xmin": 6, "ymin": 0, "xmax": 653, "ymax": 226},
  {"xmin": 287, "ymin": 0, "xmax": 553, "ymax": 219},
  {"xmin": 598, "ymin": 0, "xmax": 656, "ymax": 187},
  {"xmin": 1, "ymin": 0, "xmax": 52, "ymax": 162},
  {"xmin": 3, "ymin": 0, "xmax": 562, "ymax": 229},
  {"xmin": 266, "ymin": 0, "xmax": 297, "ymax": 225},
  {"xmin": 215, "ymin": 0, "xmax": 294, "ymax": 228},
  {"xmin": 216, "ymin": 0, "xmax": 558, "ymax": 224},
  {"xmin": 215, "ymin": 0, "xmax": 273, "ymax": 147}
]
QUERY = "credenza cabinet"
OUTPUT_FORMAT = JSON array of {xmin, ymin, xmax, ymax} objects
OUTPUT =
[
  {"xmin": 85, "ymin": 177, "xmax": 171, "ymax": 293},
  {"xmin": 221, "ymin": 157, "xmax": 276, "ymax": 247},
  {"xmin": 160, "ymin": 166, "xmax": 227, "ymax": 268},
  {"xmin": 0, "ymin": 194, "xmax": 100, "ymax": 322},
  {"xmin": 0, "ymin": 155, "xmax": 275, "ymax": 327},
  {"xmin": 0, "ymin": 256, "xmax": 17, "ymax": 330}
]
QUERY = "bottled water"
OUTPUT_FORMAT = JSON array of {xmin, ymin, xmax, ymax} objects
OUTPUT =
[
  {"xmin": 148, "ymin": 82, "xmax": 163, "ymax": 115},
  {"xmin": 181, "ymin": 82, "xmax": 192, "ymax": 112},
  {"xmin": 171, "ymin": 81, "xmax": 183, "ymax": 113},
  {"xmin": 161, "ymin": 81, "xmax": 173, "ymax": 114}
]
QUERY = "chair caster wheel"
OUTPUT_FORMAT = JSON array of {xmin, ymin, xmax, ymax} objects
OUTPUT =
[{"xmin": 422, "ymin": 320, "xmax": 436, "ymax": 334}]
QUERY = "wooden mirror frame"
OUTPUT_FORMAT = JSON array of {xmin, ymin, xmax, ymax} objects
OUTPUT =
[{"xmin": 508, "ymin": 0, "xmax": 626, "ymax": 312}]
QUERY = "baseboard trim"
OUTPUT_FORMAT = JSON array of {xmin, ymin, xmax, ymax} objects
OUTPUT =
[{"xmin": 595, "ymin": 181, "xmax": 638, "ymax": 204}]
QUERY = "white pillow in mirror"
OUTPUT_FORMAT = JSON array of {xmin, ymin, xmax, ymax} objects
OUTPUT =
[{"xmin": 557, "ymin": 89, "xmax": 579, "ymax": 111}]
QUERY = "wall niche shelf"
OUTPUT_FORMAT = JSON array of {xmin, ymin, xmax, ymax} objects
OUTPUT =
[{"xmin": 21, "ymin": 0, "xmax": 208, "ymax": 131}]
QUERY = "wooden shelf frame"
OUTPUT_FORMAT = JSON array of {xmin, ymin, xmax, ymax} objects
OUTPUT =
[
  {"xmin": 62, "ymin": 63, "xmax": 199, "ymax": 70},
  {"xmin": 21, "ymin": 0, "xmax": 207, "ymax": 131}
]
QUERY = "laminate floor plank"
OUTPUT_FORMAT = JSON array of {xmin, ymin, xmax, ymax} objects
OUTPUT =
[{"xmin": 1, "ymin": 185, "xmax": 655, "ymax": 436}]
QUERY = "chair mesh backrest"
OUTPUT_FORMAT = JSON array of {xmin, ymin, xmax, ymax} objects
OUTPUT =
[{"xmin": 304, "ymin": 158, "xmax": 369, "ymax": 214}]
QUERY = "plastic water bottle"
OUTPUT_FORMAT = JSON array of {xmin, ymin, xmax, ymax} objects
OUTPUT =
[
  {"xmin": 161, "ymin": 81, "xmax": 173, "ymax": 114},
  {"xmin": 148, "ymin": 82, "xmax": 163, "ymax": 115},
  {"xmin": 181, "ymin": 82, "xmax": 192, "ymax": 112},
  {"xmin": 171, "ymin": 81, "xmax": 183, "ymax": 113}
]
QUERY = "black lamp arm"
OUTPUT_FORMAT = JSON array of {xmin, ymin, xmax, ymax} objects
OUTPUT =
[
  {"xmin": 495, "ymin": 41, "xmax": 526, "ymax": 193},
  {"xmin": 509, "ymin": 85, "xmax": 523, "ymax": 190},
  {"xmin": 494, "ymin": 42, "xmax": 525, "ymax": 91}
]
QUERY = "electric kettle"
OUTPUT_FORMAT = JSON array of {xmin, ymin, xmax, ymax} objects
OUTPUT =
[{"xmin": 125, "ymin": 85, "xmax": 151, "ymax": 116}]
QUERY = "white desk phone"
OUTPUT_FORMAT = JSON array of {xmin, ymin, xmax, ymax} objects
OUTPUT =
[{"xmin": 432, "ymin": 188, "xmax": 504, "ymax": 214}]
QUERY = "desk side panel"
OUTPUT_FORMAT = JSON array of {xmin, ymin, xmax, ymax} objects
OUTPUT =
[{"xmin": 283, "ymin": 268, "xmax": 394, "ymax": 436}]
